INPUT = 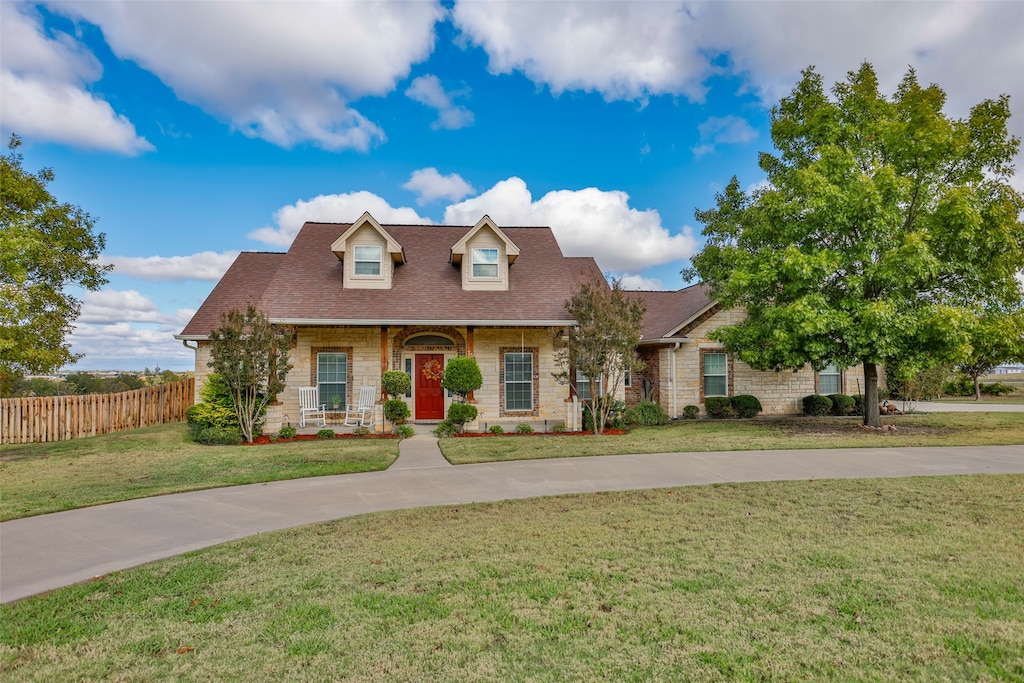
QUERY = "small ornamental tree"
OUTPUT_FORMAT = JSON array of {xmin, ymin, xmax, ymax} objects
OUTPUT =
[
  {"xmin": 556, "ymin": 278, "xmax": 646, "ymax": 435},
  {"xmin": 381, "ymin": 370, "xmax": 411, "ymax": 398},
  {"xmin": 207, "ymin": 304, "xmax": 292, "ymax": 443},
  {"xmin": 956, "ymin": 310, "xmax": 1024, "ymax": 400},
  {"xmin": 685, "ymin": 63, "xmax": 1024, "ymax": 427},
  {"xmin": 442, "ymin": 356, "xmax": 482, "ymax": 403}
]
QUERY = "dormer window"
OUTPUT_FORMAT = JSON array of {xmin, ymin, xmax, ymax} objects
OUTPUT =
[
  {"xmin": 354, "ymin": 245, "xmax": 382, "ymax": 276},
  {"xmin": 472, "ymin": 248, "xmax": 499, "ymax": 278}
]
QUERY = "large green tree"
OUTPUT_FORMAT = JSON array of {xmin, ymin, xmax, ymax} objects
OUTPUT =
[
  {"xmin": 557, "ymin": 278, "xmax": 646, "ymax": 434},
  {"xmin": 1, "ymin": 135, "xmax": 111, "ymax": 391},
  {"xmin": 685, "ymin": 63, "xmax": 1024, "ymax": 427},
  {"xmin": 207, "ymin": 304, "xmax": 292, "ymax": 443}
]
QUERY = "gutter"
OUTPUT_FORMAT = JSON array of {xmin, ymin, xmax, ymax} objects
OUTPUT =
[{"xmin": 176, "ymin": 319, "xmax": 577, "ymax": 341}]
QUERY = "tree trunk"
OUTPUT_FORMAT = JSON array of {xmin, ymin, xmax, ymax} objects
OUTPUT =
[
  {"xmin": 863, "ymin": 361, "xmax": 882, "ymax": 428},
  {"xmin": 973, "ymin": 374, "xmax": 982, "ymax": 401}
]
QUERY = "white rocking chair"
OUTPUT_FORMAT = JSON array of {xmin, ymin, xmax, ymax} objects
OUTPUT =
[
  {"xmin": 299, "ymin": 386, "xmax": 326, "ymax": 427},
  {"xmin": 344, "ymin": 386, "xmax": 377, "ymax": 427}
]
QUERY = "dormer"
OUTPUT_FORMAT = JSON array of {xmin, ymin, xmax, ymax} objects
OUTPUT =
[
  {"xmin": 449, "ymin": 216, "xmax": 520, "ymax": 291},
  {"xmin": 331, "ymin": 212, "xmax": 405, "ymax": 290}
]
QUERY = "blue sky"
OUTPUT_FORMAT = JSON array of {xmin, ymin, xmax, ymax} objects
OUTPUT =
[{"xmin": 3, "ymin": 1, "xmax": 1022, "ymax": 370}]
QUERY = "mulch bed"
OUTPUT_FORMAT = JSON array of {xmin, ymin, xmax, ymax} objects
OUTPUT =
[{"xmin": 245, "ymin": 433, "xmax": 398, "ymax": 446}]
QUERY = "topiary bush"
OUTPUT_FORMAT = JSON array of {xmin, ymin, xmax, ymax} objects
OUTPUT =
[
  {"xmin": 828, "ymin": 394, "xmax": 856, "ymax": 416},
  {"xmin": 383, "ymin": 399, "xmax": 411, "ymax": 426},
  {"xmin": 682, "ymin": 404, "xmax": 700, "ymax": 420},
  {"xmin": 625, "ymin": 399, "xmax": 669, "ymax": 426},
  {"xmin": 803, "ymin": 394, "xmax": 833, "ymax": 416},
  {"xmin": 731, "ymin": 394, "xmax": 762, "ymax": 419},
  {"xmin": 516, "ymin": 423, "xmax": 534, "ymax": 434},
  {"xmin": 381, "ymin": 370, "xmax": 411, "ymax": 398},
  {"xmin": 316, "ymin": 429, "xmax": 335, "ymax": 440},
  {"xmin": 278, "ymin": 425, "xmax": 297, "ymax": 439},
  {"xmin": 447, "ymin": 402, "xmax": 478, "ymax": 429},
  {"xmin": 489, "ymin": 424, "xmax": 505, "ymax": 434},
  {"xmin": 704, "ymin": 396, "xmax": 732, "ymax": 419},
  {"xmin": 442, "ymin": 357, "xmax": 483, "ymax": 401}
]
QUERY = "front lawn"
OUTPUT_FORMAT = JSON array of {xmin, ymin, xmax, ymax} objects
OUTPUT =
[
  {"xmin": 2, "ymin": 475, "xmax": 1021, "ymax": 680},
  {"xmin": 0, "ymin": 424, "xmax": 399, "ymax": 521},
  {"xmin": 441, "ymin": 413, "xmax": 1024, "ymax": 464}
]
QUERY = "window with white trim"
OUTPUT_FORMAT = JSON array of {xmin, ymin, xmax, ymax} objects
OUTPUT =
[
  {"xmin": 472, "ymin": 248, "xmax": 499, "ymax": 278},
  {"xmin": 819, "ymin": 363, "xmax": 841, "ymax": 395},
  {"xmin": 353, "ymin": 245, "xmax": 382, "ymax": 276},
  {"xmin": 703, "ymin": 353, "xmax": 728, "ymax": 397},
  {"xmin": 505, "ymin": 352, "xmax": 532, "ymax": 411},
  {"xmin": 317, "ymin": 352, "xmax": 347, "ymax": 409},
  {"xmin": 575, "ymin": 369, "xmax": 602, "ymax": 401}
]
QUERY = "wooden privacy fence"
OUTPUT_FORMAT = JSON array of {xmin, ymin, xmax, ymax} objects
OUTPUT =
[{"xmin": 0, "ymin": 378, "xmax": 195, "ymax": 445}]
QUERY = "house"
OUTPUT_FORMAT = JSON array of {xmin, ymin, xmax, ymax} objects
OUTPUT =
[
  {"xmin": 177, "ymin": 213, "xmax": 604, "ymax": 432},
  {"xmin": 628, "ymin": 286, "xmax": 867, "ymax": 417},
  {"xmin": 177, "ymin": 212, "xmax": 864, "ymax": 432}
]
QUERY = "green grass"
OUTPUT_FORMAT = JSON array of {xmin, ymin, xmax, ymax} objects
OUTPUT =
[
  {"xmin": 441, "ymin": 413, "xmax": 1024, "ymax": 464},
  {"xmin": 0, "ymin": 424, "xmax": 399, "ymax": 521},
  {"xmin": 2, "ymin": 475, "xmax": 1022, "ymax": 681}
]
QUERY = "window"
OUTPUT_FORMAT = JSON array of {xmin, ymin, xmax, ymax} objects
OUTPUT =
[
  {"xmin": 353, "ymin": 245, "xmax": 382, "ymax": 276},
  {"xmin": 819, "ymin": 363, "xmax": 841, "ymax": 395},
  {"xmin": 703, "ymin": 352, "xmax": 728, "ymax": 397},
  {"xmin": 505, "ymin": 352, "xmax": 533, "ymax": 410},
  {"xmin": 575, "ymin": 369, "xmax": 602, "ymax": 401},
  {"xmin": 318, "ymin": 352, "xmax": 347, "ymax": 409},
  {"xmin": 404, "ymin": 358, "xmax": 412, "ymax": 398},
  {"xmin": 472, "ymin": 248, "xmax": 499, "ymax": 278}
]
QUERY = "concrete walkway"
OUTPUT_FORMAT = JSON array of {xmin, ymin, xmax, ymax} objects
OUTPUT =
[{"xmin": 2, "ymin": 442, "xmax": 1022, "ymax": 603}]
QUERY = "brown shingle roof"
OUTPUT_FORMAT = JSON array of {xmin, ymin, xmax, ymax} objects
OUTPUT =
[
  {"xmin": 630, "ymin": 283, "xmax": 714, "ymax": 341},
  {"xmin": 179, "ymin": 252, "xmax": 283, "ymax": 337},
  {"xmin": 179, "ymin": 222, "xmax": 604, "ymax": 337}
]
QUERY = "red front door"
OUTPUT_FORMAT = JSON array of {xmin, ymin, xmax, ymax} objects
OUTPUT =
[{"xmin": 415, "ymin": 354, "xmax": 445, "ymax": 420}]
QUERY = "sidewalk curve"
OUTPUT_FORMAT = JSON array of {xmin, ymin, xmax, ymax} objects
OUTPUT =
[{"xmin": 2, "ymin": 444, "xmax": 1022, "ymax": 603}]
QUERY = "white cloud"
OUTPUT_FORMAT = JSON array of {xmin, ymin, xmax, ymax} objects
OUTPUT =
[
  {"xmin": 452, "ymin": 1, "xmax": 710, "ymax": 102},
  {"xmin": 0, "ymin": 3, "xmax": 152, "ymax": 154},
  {"xmin": 76, "ymin": 289, "xmax": 175, "ymax": 325},
  {"xmin": 249, "ymin": 192, "xmax": 432, "ymax": 247},
  {"xmin": 53, "ymin": 1, "xmax": 444, "ymax": 150},
  {"xmin": 68, "ymin": 320, "xmax": 195, "ymax": 369},
  {"xmin": 403, "ymin": 167, "xmax": 475, "ymax": 204},
  {"xmin": 405, "ymin": 74, "xmax": 474, "ymax": 130},
  {"xmin": 444, "ymin": 177, "xmax": 698, "ymax": 273},
  {"xmin": 107, "ymin": 251, "xmax": 240, "ymax": 282},
  {"xmin": 616, "ymin": 275, "xmax": 665, "ymax": 291},
  {"xmin": 692, "ymin": 115, "xmax": 757, "ymax": 158}
]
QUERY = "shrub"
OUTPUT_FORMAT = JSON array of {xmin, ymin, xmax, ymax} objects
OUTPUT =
[
  {"xmin": 941, "ymin": 374, "xmax": 973, "ymax": 397},
  {"xmin": 582, "ymin": 397, "xmax": 626, "ymax": 432},
  {"xmin": 626, "ymin": 399, "xmax": 669, "ymax": 426},
  {"xmin": 186, "ymin": 373, "xmax": 242, "ymax": 443},
  {"xmin": 433, "ymin": 420, "xmax": 457, "ymax": 438},
  {"xmin": 682, "ymin": 404, "xmax": 700, "ymax": 420},
  {"xmin": 442, "ymin": 357, "xmax": 483, "ymax": 401},
  {"xmin": 516, "ymin": 423, "xmax": 534, "ymax": 434},
  {"xmin": 550, "ymin": 423, "xmax": 566, "ymax": 433},
  {"xmin": 489, "ymin": 424, "xmax": 505, "ymax": 434},
  {"xmin": 731, "ymin": 394, "xmax": 762, "ymax": 418},
  {"xmin": 352, "ymin": 426, "xmax": 370, "ymax": 436},
  {"xmin": 316, "ymin": 429, "xmax": 335, "ymax": 440},
  {"xmin": 278, "ymin": 425, "xmax": 297, "ymax": 439},
  {"xmin": 383, "ymin": 399, "xmax": 411, "ymax": 425},
  {"xmin": 381, "ymin": 370, "xmax": 411, "ymax": 398},
  {"xmin": 828, "ymin": 394, "xmax": 856, "ymax": 416},
  {"xmin": 191, "ymin": 426, "xmax": 243, "ymax": 445},
  {"xmin": 396, "ymin": 425, "xmax": 415, "ymax": 439},
  {"xmin": 982, "ymin": 381, "xmax": 1015, "ymax": 396},
  {"xmin": 803, "ymin": 394, "xmax": 833, "ymax": 416},
  {"xmin": 851, "ymin": 394, "xmax": 865, "ymax": 416},
  {"xmin": 704, "ymin": 396, "xmax": 732, "ymax": 419},
  {"xmin": 447, "ymin": 402, "xmax": 478, "ymax": 427}
]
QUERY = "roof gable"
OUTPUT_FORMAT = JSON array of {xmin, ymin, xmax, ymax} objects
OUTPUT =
[
  {"xmin": 449, "ymin": 215, "xmax": 520, "ymax": 266},
  {"xmin": 330, "ymin": 211, "xmax": 405, "ymax": 263}
]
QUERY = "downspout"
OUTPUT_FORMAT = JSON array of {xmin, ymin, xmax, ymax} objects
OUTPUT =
[
  {"xmin": 182, "ymin": 340, "xmax": 198, "ymax": 401},
  {"xmin": 671, "ymin": 342, "xmax": 681, "ymax": 419}
]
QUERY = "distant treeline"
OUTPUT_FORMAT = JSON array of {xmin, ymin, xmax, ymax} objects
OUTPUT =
[{"xmin": 7, "ymin": 370, "xmax": 191, "ymax": 398}]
